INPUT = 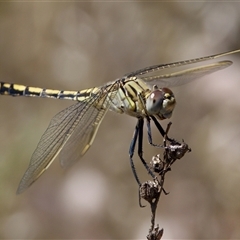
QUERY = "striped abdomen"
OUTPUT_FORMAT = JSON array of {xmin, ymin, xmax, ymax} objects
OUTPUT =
[{"xmin": 0, "ymin": 82, "xmax": 100, "ymax": 102}]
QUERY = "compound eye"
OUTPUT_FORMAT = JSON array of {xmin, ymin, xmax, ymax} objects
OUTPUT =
[
  {"xmin": 146, "ymin": 89, "xmax": 164, "ymax": 114},
  {"xmin": 146, "ymin": 88, "xmax": 176, "ymax": 119},
  {"xmin": 146, "ymin": 90, "xmax": 165, "ymax": 114}
]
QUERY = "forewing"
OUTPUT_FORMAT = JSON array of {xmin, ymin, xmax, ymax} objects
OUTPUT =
[
  {"xmin": 125, "ymin": 49, "xmax": 240, "ymax": 88},
  {"xmin": 17, "ymin": 82, "xmax": 118, "ymax": 193},
  {"xmin": 59, "ymin": 84, "xmax": 118, "ymax": 167},
  {"xmin": 17, "ymin": 93, "xmax": 105, "ymax": 194},
  {"xmin": 126, "ymin": 49, "xmax": 239, "ymax": 78},
  {"xmin": 141, "ymin": 61, "xmax": 232, "ymax": 88}
]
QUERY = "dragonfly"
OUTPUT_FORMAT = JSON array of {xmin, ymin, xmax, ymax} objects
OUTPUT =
[{"xmin": 1, "ymin": 49, "xmax": 240, "ymax": 194}]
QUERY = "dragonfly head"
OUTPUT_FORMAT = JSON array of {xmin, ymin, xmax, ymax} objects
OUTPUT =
[{"xmin": 146, "ymin": 86, "xmax": 176, "ymax": 120}]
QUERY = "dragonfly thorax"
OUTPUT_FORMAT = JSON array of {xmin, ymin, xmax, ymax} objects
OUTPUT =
[{"xmin": 145, "ymin": 86, "xmax": 176, "ymax": 120}]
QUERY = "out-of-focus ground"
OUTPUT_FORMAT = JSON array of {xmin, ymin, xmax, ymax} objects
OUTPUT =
[{"xmin": 0, "ymin": 2, "xmax": 240, "ymax": 239}]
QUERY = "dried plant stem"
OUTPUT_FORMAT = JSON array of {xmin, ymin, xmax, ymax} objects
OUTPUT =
[{"xmin": 140, "ymin": 122, "xmax": 191, "ymax": 240}]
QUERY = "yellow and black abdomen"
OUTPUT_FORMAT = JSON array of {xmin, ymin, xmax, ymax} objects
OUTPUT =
[{"xmin": 0, "ymin": 82, "xmax": 99, "ymax": 102}]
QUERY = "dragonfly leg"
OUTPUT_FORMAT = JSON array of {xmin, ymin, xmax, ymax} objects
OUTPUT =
[
  {"xmin": 137, "ymin": 118, "xmax": 155, "ymax": 179},
  {"xmin": 129, "ymin": 119, "xmax": 141, "ymax": 186},
  {"xmin": 151, "ymin": 116, "xmax": 173, "ymax": 141},
  {"xmin": 129, "ymin": 118, "xmax": 155, "ymax": 207},
  {"xmin": 146, "ymin": 117, "xmax": 162, "ymax": 147}
]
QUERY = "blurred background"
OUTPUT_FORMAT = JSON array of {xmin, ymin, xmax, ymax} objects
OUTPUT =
[{"xmin": 1, "ymin": 2, "xmax": 240, "ymax": 239}]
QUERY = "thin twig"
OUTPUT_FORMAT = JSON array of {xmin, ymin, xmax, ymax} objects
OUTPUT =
[{"xmin": 140, "ymin": 122, "xmax": 191, "ymax": 240}]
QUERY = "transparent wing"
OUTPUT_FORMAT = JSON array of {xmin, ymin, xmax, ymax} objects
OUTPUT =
[
  {"xmin": 59, "ymin": 83, "xmax": 119, "ymax": 168},
  {"xmin": 125, "ymin": 49, "xmax": 240, "ymax": 87},
  {"xmin": 59, "ymin": 102, "xmax": 107, "ymax": 168},
  {"xmin": 17, "ymin": 88, "xmax": 113, "ymax": 194},
  {"xmin": 141, "ymin": 61, "xmax": 232, "ymax": 88}
]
